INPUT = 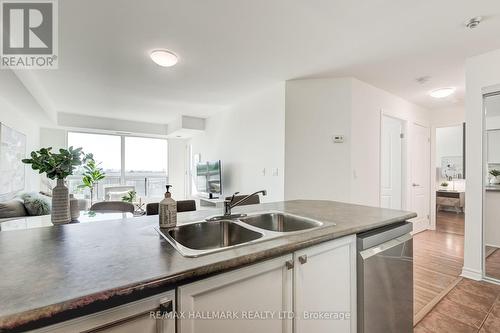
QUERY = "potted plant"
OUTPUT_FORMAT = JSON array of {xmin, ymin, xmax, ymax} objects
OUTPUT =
[
  {"xmin": 121, "ymin": 190, "xmax": 136, "ymax": 203},
  {"xmin": 22, "ymin": 147, "xmax": 91, "ymax": 224},
  {"xmin": 489, "ymin": 169, "xmax": 500, "ymax": 184},
  {"xmin": 440, "ymin": 181, "xmax": 449, "ymax": 189},
  {"xmin": 77, "ymin": 157, "xmax": 106, "ymax": 206}
]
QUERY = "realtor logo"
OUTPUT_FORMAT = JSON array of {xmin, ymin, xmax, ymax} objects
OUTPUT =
[{"xmin": 1, "ymin": 0, "xmax": 58, "ymax": 69}]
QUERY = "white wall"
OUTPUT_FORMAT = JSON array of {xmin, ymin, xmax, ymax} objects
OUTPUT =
[
  {"xmin": 40, "ymin": 128, "xmax": 67, "ymax": 151},
  {"xmin": 0, "ymin": 70, "xmax": 49, "ymax": 198},
  {"xmin": 463, "ymin": 48, "xmax": 500, "ymax": 280},
  {"xmin": 285, "ymin": 77, "xmax": 431, "ymax": 209},
  {"xmin": 435, "ymin": 126, "xmax": 463, "ymax": 168},
  {"xmin": 285, "ymin": 78, "xmax": 352, "ymax": 201},
  {"xmin": 190, "ymin": 83, "xmax": 285, "ymax": 203},
  {"xmin": 350, "ymin": 78, "xmax": 431, "ymax": 207},
  {"xmin": 58, "ymin": 112, "xmax": 168, "ymax": 136}
]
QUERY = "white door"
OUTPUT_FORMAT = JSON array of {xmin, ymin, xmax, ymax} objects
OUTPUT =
[
  {"xmin": 294, "ymin": 236, "xmax": 356, "ymax": 333},
  {"xmin": 410, "ymin": 123, "xmax": 431, "ymax": 233},
  {"xmin": 178, "ymin": 255, "xmax": 293, "ymax": 333},
  {"xmin": 380, "ymin": 115, "xmax": 404, "ymax": 209}
]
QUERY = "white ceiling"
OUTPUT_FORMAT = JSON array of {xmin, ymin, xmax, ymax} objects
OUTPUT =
[{"xmin": 16, "ymin": 0, "xmax": 500, "ymax": 123}]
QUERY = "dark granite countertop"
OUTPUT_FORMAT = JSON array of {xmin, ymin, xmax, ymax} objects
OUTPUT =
[{"xmin": 0, "ymin": 200, "xmax": 416, "ymax": 331}]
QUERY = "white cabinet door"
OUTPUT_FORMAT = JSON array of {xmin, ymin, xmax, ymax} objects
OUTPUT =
[
  {"xmin": 33, "ymin": 290, "xmax": 176, "ymax": 333},
  {"xmin": 294, "ymin": 236, "xmax": 356, "ymax": 333},
  {"xmin": 488, "ymin": 130, "xmax": 500, "ymax": 163},
  {"xmin": 178, "ymin": 255, "xmax": 293, "ymax": 333}
]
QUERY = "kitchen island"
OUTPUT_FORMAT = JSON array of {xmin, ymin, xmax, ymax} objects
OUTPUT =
[{"xmin": 0, "ymin": 200, "xmax": 416, "ymax": 332}]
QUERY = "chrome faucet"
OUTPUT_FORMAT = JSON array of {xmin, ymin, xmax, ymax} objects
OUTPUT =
[{"xmin": 223, "ymin": 190, "xmax": 267, "ymax": 217}]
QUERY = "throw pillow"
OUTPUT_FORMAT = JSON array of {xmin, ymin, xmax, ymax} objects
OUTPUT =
[
  {"xmin": 0, "ymin": 199, "xmax": 28, "ymax": 218},
  {"xmin": 24, "ymin": 194, "xmax": 51, "ymax": 216}
]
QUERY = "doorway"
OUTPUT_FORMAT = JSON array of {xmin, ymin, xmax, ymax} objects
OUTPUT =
[
  {"xmin": 412, "ymin": 123, "xmax": 465, "ymax": 325},
  {"xmin": 380, "ymin": 115, "xmax": 406, "ymax": 210},
  {"xmin": 435, "ymin": 125, "xmax": 465, "ymax": 235}
]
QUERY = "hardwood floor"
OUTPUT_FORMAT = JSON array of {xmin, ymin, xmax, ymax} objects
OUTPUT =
[
  {"xmin": 415, "ymin": 278, "xmax": 500, "ymax": 332},
  {"xmin": 435, "ymin": 211, "xmax": 465, "ymax": 236},
  {"xmin": 413, "ymin": 211, "xmax": 464, "ymax": 321}
]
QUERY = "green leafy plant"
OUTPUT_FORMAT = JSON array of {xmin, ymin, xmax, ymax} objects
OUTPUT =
[
  {"xmin": 122, "ymin": 190, "xmax": 137, "ymax": 203},
  {"xmin": 440, "ymin": 182, "xmax": 449, "ymax": 187},
  {"xmin": 22, "ymin": 147, "xmax": 90, "ymax": 180},
  {"xmin": 77, "ymin": 157, "xmax": 106, "ymax": 205},
  {"xmin": 490, "ymin": 169, "xmax": 500, "ymax": 177}
]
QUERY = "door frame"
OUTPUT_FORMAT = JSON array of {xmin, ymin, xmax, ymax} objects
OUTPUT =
[
  {"xmin": 379, "ymin": 113, "xmax": 408, "ymax": 210},
  {"xmin": 430, "ymin": 123, "xmax": 465, "ymax": 230}
]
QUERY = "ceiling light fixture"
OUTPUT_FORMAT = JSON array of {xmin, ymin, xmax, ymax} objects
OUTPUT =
[
  {"xmin": 465, "ymin": 16, "xmax": 482, "ymax": 29},
  {"xmin": 429, "ymin": 87, "xmax": 456, "ymax": 99},
  {"xmin": 150, "ymin": 49, "xmax": 178, "ymax": 67}
]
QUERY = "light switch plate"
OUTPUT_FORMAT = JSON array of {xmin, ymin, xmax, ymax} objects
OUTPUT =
[{"xmin": 332, "ymin": 135, "xmax": 344, "ymax": 143}]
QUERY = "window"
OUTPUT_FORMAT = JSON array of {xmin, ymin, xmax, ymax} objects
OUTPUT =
[
  {"xmin": 67, "ymin": 132, "xmax": 168, "ymax": 200},
  {"xmin": 124, "ymin": 136, "xmax": 168, "ymax": 198}
]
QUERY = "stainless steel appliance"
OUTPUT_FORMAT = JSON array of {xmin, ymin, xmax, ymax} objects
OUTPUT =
[{"xmin": 357, "ymin": 222, "xmax": 413, "ymax": 333}]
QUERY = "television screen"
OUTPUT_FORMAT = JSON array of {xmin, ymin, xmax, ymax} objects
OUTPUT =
[{"xmin": 195, "ymin": 160, "xmax": 222, "ymax": 195}]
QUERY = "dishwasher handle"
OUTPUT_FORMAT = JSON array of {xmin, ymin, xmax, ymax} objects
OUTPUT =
[{"xmin": 359, "ymin": 233, "xmax": 412, "ymax": 260}]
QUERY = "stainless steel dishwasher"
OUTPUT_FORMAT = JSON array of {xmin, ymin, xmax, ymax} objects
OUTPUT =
[{"xmin": 357, "ymin": 222, "xmax": 413, "ymax": 333}]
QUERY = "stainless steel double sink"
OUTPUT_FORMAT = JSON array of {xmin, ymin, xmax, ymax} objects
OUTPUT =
[{"xmin": 155, "ymin": 212, "xmax": 325, "ymax": 257}]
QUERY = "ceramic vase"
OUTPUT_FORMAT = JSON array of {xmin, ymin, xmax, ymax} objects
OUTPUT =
[
  {"xmin": 69, "ymin": 194, "xmax": 80, "ymax": 221},
  {"xmin": 52, "ymin": 179, "xmax": 71, "ymax": 224}
]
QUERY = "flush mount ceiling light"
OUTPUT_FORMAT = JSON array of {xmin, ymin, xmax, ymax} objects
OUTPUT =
[
  {"xmin": 150, "ymin": 49, "xmax": 178, "ymax": 67},
  {"xmin": 429, "ymin": 87, "xmax": 456, "ymax": 99},
  {"xmin": 465, "ymin": 16, "xmax": 482, "ymax": 29}
]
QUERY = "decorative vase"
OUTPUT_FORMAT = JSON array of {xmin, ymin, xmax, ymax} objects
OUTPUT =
[
  {"xmin": 69, "ymin": 194, "xmax": 80, "ymax": 221},
  {"xmin": 51, "ymin": 179, "xmax": 71, "ymax": 224}
]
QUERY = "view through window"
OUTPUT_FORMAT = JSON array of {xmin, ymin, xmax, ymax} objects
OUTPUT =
[{"xmin": 67, "ymin": 132, "xmax": 168, "ymax": 200}]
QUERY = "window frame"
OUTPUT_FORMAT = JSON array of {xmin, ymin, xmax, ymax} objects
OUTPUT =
[{"xmin": 66, "ymin": 130, "xmax": 169, "ymax": 198}]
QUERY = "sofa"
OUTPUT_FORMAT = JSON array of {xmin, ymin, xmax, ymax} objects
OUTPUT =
[{"xmin": 0, "ymin": 192, "xmax": 52, "ymax": 222}]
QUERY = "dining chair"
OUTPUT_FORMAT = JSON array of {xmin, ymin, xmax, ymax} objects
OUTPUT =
[
  {"xmin": 146, "ymin": 200, "xmax": 197, "ymax": 215},
  {"xmin": 90, "ymin": 201, "xmax": 135, "ymax": 213}
]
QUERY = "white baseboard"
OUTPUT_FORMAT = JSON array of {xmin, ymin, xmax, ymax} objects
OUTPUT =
[
  {"xmin": 483, "ymin": 276, "xmax": 500, "ymax": 286},
  {"xmin": 461, "ymin": 267, "xmax": 483, "ymax": 281}
]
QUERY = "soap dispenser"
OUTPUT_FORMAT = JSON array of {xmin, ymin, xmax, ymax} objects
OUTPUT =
[{"xmin": 159, "ymin": 185, "xmax": 177, "ymax": 228}]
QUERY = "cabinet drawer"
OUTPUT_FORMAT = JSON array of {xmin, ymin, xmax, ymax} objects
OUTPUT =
[
  {"xmin": 33, "ymin": 290, "xmax": 176, "ymax": 333},
  {"xmin": 436, "ymin": 191, "xmax": 460, "ymax": 198},
  {"xmin": 437, "ymin": 197, "xmax": 460, "ymax": 207}
]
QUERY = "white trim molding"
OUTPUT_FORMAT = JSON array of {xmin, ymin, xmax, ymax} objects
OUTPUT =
[{"xmin": 461, "ymin": 266, "xmax": 483, "ymax": 281}]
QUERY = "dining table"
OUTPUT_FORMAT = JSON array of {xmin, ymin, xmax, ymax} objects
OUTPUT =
[{"xmin": 0, "ymin": 210, "xmax": 136, "ymax": 232}]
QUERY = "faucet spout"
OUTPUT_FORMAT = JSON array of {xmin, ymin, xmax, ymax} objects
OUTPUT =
[{"xmin": 223, "ymin": 190, "xmax": 267, "ymax": 217}]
